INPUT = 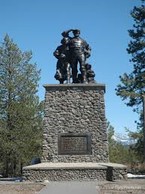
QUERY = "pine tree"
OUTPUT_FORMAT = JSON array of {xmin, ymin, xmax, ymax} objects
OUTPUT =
[
  {"xmin": 107, "ymin": 122, "xmax": 138, "ymax": 164},
  {"xmin": 116, "ymin": 1, "xmax": 145, "ymax": 161},
  {"xmin": 0, "ymin": 34, "xmax": 43, "ymax": 177}
]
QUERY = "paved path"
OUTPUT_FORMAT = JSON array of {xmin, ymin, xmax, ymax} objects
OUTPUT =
[
  {"xmin": 38, "ymin": 180, "xmax": 145, "ymax": 194},
  {"xmin": 38, "ymin": 181, "xmax": 99, "ymax": 194}
]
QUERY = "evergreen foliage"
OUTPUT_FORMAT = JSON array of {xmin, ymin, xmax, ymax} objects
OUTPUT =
[
  {"xmin": 0, "ymin": 35, "xmax": 43, "ymax": 177},
  {"xmin": 116, "ymin": 1, "xmax": 145, "ymax": 161},
  {"xmin": 107, "ymin": 122, "xmax": 137, "ymax": 164}
]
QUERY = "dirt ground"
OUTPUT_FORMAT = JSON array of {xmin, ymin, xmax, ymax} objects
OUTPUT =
[
  {"xmin": 98, "ymin": 179, "xmax": 145, "ymax": 194},
  {"xmin": 0, "ymin": 179, "xmax": 145, "ymax": 194},
  {"xmin": 0, "ymin": 182, "xmax": 44, "ymax": 194}
]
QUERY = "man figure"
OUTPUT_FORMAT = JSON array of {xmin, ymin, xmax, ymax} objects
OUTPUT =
[{"xmin": 62, "ymin": 29, "xmax": 91, "ymax": 83}]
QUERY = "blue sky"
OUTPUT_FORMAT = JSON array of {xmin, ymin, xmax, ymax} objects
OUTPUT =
[{"xmin": 0, "ymin": 0, "xmax": 142, "ymax": 135}]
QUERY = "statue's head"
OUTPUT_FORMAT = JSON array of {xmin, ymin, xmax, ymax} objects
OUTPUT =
[
  {"xmin": 61, "ymin": 37, "xmax": 69, "ymax": 45},
  {"xmin": 73, "ymin": 29, "xmax": 80, "ymax": 37},
  {"xmin": 85, "ymin": 63, "xmax": 91, "ymax": 70}
]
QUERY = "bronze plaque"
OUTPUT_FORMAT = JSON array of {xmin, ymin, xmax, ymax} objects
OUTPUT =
[{"xmin": 58, "ymin": 134, "xmax": 91, "ymax": 155}]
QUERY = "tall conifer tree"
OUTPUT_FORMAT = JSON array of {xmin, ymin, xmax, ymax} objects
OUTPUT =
[
  {"xmin": 0, "ymin": 35, "xmax": 43, "ymax": 176},
  {"xmin": 116, "ymin": 1, "xmax": 145, "ymax": 161}
]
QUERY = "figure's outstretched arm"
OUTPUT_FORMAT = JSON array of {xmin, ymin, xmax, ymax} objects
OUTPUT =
[{"xmin": 61, "ymin": 29, "xmax": 73, "ymax": 37}]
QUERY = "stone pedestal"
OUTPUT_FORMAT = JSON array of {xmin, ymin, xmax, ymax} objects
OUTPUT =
[
  {"xmin": 42, "ymin": 83, "xmax": 108, "ymax": 163},
  {"xmin": 23, "ymin": 84, "xmax": 127, "ymax": 181}
]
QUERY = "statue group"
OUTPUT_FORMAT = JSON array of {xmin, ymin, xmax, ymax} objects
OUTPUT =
[{"xmin": 54, "ymin": 29, "xmax": 96, "ymax": 84}]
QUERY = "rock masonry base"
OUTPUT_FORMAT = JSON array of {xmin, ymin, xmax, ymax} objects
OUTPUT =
[
  {"xmin": 23, "ymin": 162, "xmax": 127, "ymax": 182},
  {"xmin": 23, "ymin": 84, "xmax": 127, "ymax": 182},
  {"xmin": 42, "ymin": 84, "xmax": 109, "ymax": 163}
]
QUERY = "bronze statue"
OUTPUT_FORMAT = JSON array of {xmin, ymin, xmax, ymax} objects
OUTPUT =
[
  {"xmin": 78, "ymin": 63, "xmax": 96, "ymax": 83},
  {"xmin": 54, "ymin": 29, "xmax": 95, "ymax": 84},
  {"xmin": 54, "ymin": 37, "xmax": 71, "ymax": 84}
]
